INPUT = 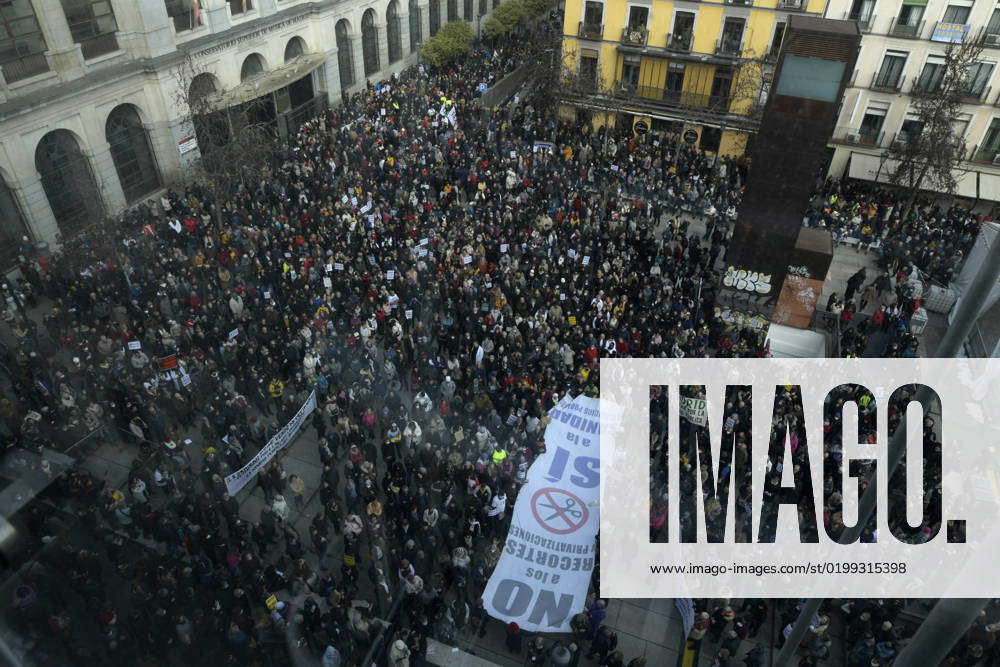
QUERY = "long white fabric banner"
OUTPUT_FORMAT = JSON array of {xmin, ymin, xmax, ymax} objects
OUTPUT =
[
  {"xmin": 225, "ymin": 391, "xmax": 317, "ymax": 496},
  {"xmin": 483, "ymin": 394, "xmax": 600, "ymax": 632}
]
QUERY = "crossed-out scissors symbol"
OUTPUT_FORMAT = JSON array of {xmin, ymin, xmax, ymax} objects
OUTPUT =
[{"xmin": 539, "ymin": 496, "xmax": 583, "ymax": 522}]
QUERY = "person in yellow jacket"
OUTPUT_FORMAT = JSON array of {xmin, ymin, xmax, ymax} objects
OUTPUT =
[
  {"xmin": 492, "ymin": 445, "xmax": 508, "ymax": 466},
  {"xmin": 268, "ymin": 378, "xmax": 284, "ymax": 415}
]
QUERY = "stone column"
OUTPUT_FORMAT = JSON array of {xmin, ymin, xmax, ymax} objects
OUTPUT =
[
  {"xmin": 419, "ymin": 0, "xmax": 431, "ymax": 41},
  {"xmin": 109, "ymin": 0, "xmax": 175, "ymax": 59},
  {"xmin": 33, "ymin": 0, "xmax": 85, "ymax": 82},
  {"xmin": 398, "ymin": 12, "xmax": 411, "ymax": 63},
  {"xmin": 201, "ymin": 0, "xmax": 233, "ymax": 34},
  {"xmin": 350, "ymin": 34, "xmax": 365, "ymax": 87},
  {"xmin": 374, "ymin": 22, "xmax": 389, "ymax": 79},
  {"xmin": 145, "ymin": 119, "xmax": 183, "ymax": 186},
  {"xmin": 17, "ymin": 173, "xmax": 61, "ymax": 247},
  {"xmin": 321, "ymin": 49, "xmax": 343, "ymax": 106},
  {"xmin": 89, "ymin": 141, "xmax": 128, "ymax": 212}
]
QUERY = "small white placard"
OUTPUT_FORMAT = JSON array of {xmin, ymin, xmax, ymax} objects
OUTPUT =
[
  {"xmin": 500, "ymin": 244, "xmax": 509, "ymax": 253},
  {"xmin": 386, "ymin": 270, "xmax": 395, "ymax": 280},
  {"xmin": 463, "ymin": 256, "xmax": 472, "ymax": 265},
  {"xmin": 583, "ymin": 256, "xmax": 590, "ymax": 265},
  {"xmin": 323, "ymin": 277, "xmax": 332, "ymax": 289},
  {"xmin": 229, "ymin": 329, "xmax": 239, "ymax": 339},
  {"xmin": 128, "ymin": 341, "xmax": 141, "ymax": 350},
  {"xmin": 560, "ymin": 293, "xmax": 566, "ymax": 301},
  {"xmin": 404, "ymin": 309, "xmax": 413, "ymax": 319},
  {"xmin": 341, "ymin": 195, "xmax": 348, "ymax": 203},
  {"xmin": 420, "ymin": 238, "xmax": 429, "ymax": 246},
  {"xmin": 334, "ymin": 262, "xmax": 344, "ymax": 270},
  {"xmin": 325, "ymin": 264, "xmax": 332, "ymax": 273},
  {"xmin": 263, "ymin": 291, "xmax": 271, "ymax": 299}
]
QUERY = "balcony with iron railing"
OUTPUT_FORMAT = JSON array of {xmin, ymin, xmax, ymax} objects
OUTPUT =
[
  {"xmin": 870, "ymin": 70, "xmax": 903, "ymax": 92},
  {"xmin": 1, "ymin": 52, "xmax": 50, "ymax": 83},
  {"xmin": 843, "ymin": 11, "xmax": 876, "ymax": 32},
  {"xmin": 622, "ymin": 83, "xmax": 732, "ymax": 113},
  {"xmin": 961, "ymin": 84, "xmax": 991, "ymax": 104},
  {"xmin": 832, "ymin": 126, "xmax": 884, "ymax": 147},
  {"xmin": 910, "ymin": 75, "xmax": 942, "ymax": 96},
  {"xmin": 888, "ymin": 17, "xmax": 924, "ymax": 39},
  {"xmin": 715, "ymin": 37, "xmax": 742, "ymax": 58},
  {"xmin": 578, "ymin": 21, "xmax": 603, "ymax": 40},
  {"xmin": 667, "ymin": 33, "xmax": 692, "ymax": 52},
  {"xmin": 78, "ymin": 32, "xmax": 119, "ymax": 59},
  {"xmin": 621, "ymin": 26, "xmax": 648, "ymax": 46},
  {"xmin": 968, "ymin": 143, "xmax": 1000, "ymax": 164}
]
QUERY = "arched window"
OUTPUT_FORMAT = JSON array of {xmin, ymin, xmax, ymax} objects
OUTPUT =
[
  {"xmin": 479, "ymin": 0, "xmax": 486, "ymax": 16},
  {"xmin": 387, "ymin": 1, "xmax": 401, "ymax": 64},
  {"xmin": 409, "ymin": 0, "xmax": 422, "ymax": 51},
  {"xmin": 106, "ymin": 105, "xmax": 161, "ymax": 203},
  {"xmin": 361, "ymin": 9, "xmax": 379, "ymax": 78},
  {"xmin": 429, "ymin": 0, "xmax": 441, "ymax": 35},
  {"xmin": 284, "ymin": 36, "xmax": 306, "ymax": 63},
  {"xmin": 464, "ymin": 0, "xmax": 472, "ymax": 20},
  {"xmin": 188, "ymin": 73, "xmax": 229, "ymax": 152},
  {"xmin": 447, "ymin": 0, "xmax": 457, "ymax": 22},
  {"xmin": 335, "ymin": 19, "xmax": 354, "ymax": 88},
  {"xmin": 0, "ymin": 173, "xmax": 31, "ymax": 268},
  {"xmin": 240, "ymin": 53, "xmax": 265, "ymax": 81},
  {"xmin": 35, "ymin": 130, "xmax": 103, "ymax": 236}
]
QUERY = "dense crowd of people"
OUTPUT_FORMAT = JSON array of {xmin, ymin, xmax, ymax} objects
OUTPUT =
[{"xmin": 0, "ymin": 7, "xmax": 997, "ymax": 667}]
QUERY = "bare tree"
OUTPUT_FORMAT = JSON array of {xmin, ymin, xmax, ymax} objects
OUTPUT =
[
  {"xmin": 886, "ymin": 36, "xmax": 986, "ymax": 218},
  {"xmin": 171, "ymin": 53, "xmax": 280, "ymax": 224}
]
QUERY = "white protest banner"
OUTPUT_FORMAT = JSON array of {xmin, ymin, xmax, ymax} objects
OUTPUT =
[
  {"xmin": 225, "ymin": 391, "xmax": 317, "ymax": 495},
  {"xmin": 679, "ymin": 395, "xmax": 707, "ymax": 426},
  {"xmin": 463, "ymin": 256, "xmax": 472, "ymax": 265},
  {"xmin": 334, "ymin": 263, "xmax": 345, "ymax": 270},
  {"xmin": 447, "ymin": 106, "xmax": 458, "ymax": 129},
  {"xmin": 483, "ymin": 395, "xmax": 599, "ymax": 632},
  {"xmin": 582, "ymin": 256, "xmax": 590, "ymax": 266},
  {"xmin": 325, "ymin": 264, "xmax": 332, "ymax": 273},
  {"xmin": 127, "ymin": 341, "xmax": 141, "ymax": 350},
  {"xmin": 360, "ymin": 201, "xmax": 372, "ymax": 214},
  {"xmin": 351, "ymin": 197, "xmax": 358, "ymax": 207},
  {"xmin": 420, "ymin": 238, "xmax": 429, "ymax": 246}
]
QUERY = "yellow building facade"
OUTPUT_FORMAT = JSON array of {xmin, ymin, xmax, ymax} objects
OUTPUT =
[{"xmin": 560, "ymin": 0, "xmax": 828, "ymax": 155}]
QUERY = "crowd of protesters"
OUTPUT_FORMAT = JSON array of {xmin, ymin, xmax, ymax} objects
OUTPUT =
[{"xmin": 0, "ymin": 6, "xmax": 996, "ymax": 667}]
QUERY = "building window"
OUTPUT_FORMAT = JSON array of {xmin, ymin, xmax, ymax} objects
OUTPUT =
[
  {"xmin": 479, "ymin": 0, "xmax": 486, "ymax": 16},
  {"xmin": 965, "ymin": 62, "xmax": 994, "ymax": 98},
  {"xmin": 977, "ymin": 118, "xmax": 1000, "ymax": 161},
  {"xmin": 448, "ymin": 0, "xmax": 458, "ymax": 21},
  {"xmin": 60, "ymin": 0, "xmax": 119, "ymax": 59},
  {"xmin": 893, "ymin": 2, "xmax": 924, "ymax": 38},
  {"xmin": 0, "ymin": 0, "xmax": 49, "ymax": 83},
  {"xmin": 35, "ymin": 130, "xmax": 104, "ymax": 237},
  {"xmin": 941, "ymin": 4, "xmax": 970, "ymax": 24},
  {"xmin": 410, "ymin": 0, "xmax": 422, "ymax": 51},
  {"xmin": 848, "ymin": 0, "xmax": 875, "ymax": 26},
  {"xmin": 898, "ymin": 117, "xmax": 923, "ymax": 143},
  {"xmin": 916, "ymin": 56, "xmax": 945, "ymax": 93},
  {"xmin": 430, "ymin": 0, "xmax": 441, "ymax": 35},
  {"xmin": 228, "ymin": 0, "xmax": 252, "ymax": 15},
  {"xmin": 579, "ymin": 49, "xmax": 598, "ymax": 90},
  {"xmin": 336, "ymin": 19, "xmax": 354, "ymax": 88},
  {"xmin": 584, "ymin": 1, "xmax": 603, "ymax": 27},
  {"xmin": 387, "ymin": 1, "xmax": 402, "ymax": 64},
  {"xmin": 621, "ymin": 55, "xmax": 640, "ymax": 91},
  {"xmin": 671, "ymin": 12, "xmax": 694, "ymax": 51},
  {"xmin": 710, "ymin": 67, "xmax": 733, "ymax": 109},
  {"xmin": 284, "ymin": 36, "xmax": 305, "ymax": 62},
  {"xmin": 165, "ymin": 0, "xmax": 202, "ymax": 33},
  {"xmin": 106, "ymin": 105, "xmax": 161, "ymax": 203},
  {"xmin": 770, "ymin": 22, "xmax": 786, "ymax": 57},
  {"xmin": 719, "ymin": 18, "xmax": 744, "ymax": 56},
  {"xmin": 859, "ymin": 108, "xmax": 886, "ymax": 144},
  {"xmin": 362, "ymin": 9, "xmax": 379, "ymax": 78},
  {"xmin": 874, "ymin": 51, "xmax": 906, "ymax": 89},
  {"xmin": 665, "ymin": 62, "xmax": 685, "ymax": 103},
  {"xmin": 627, "ymin": 5, "xmax": 648, "ymax": 29},
  {"xmin": 988, "ymin": 9, "xmax": 1000, "ymax": 38},
  {"xmin": 464, "ymin": 0, "xmax": 472, "ymax": 21}
]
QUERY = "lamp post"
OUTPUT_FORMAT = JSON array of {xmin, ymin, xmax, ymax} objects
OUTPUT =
[{"xmin": 874, "ymin": 149, "xmax": 889, "ymax": 183}]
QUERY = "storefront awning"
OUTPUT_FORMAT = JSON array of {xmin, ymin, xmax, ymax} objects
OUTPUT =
[
  {"xmin": 847, "ymin": 150, "xmax": 984, "ymax": 200},
  {"xmin": 208, "ymin": 53, "xmax": 326, "ymax": 110},
  {"xmin": 979, "ymin": 172, "xmax": 1000, "ymax": 202}
]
